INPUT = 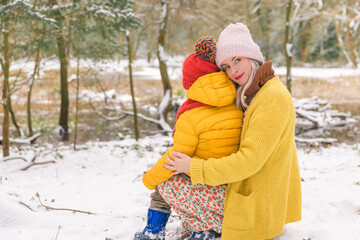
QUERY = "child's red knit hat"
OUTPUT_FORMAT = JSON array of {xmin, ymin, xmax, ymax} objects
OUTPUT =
[{"xmin": 182, "ymin": 36, "xmax": 219, "ymax": 90}]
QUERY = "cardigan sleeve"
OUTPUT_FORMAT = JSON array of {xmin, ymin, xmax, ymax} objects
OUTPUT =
[
  {"xmin": 190, "ymin": 91, "xmax": 289, "ymax": 186},
  {"xmin": 142, "ymin": 115, "xmax": 198, "ymax": 190}
]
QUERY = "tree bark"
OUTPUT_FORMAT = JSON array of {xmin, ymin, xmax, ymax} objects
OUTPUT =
[
  {"xmin": 335, "ymin": 19, "xmax": 352, "ymax": 66},
  {"xmin": 49, "ymin": 0, "xmax": 69, "ymax": 134},
  {"xmin": 299, "ymin": 19, "xmax": 312, "ymax": 63},
  {"xmin": 156, "ymin": 0, "xmax": 172, "ymax": 123},
  {"xmin": 1, "ymin": 0, "xmax": 10, "ymax": 156},
  {"xmin": 27, "ymin": 40, "xmax": 41, "ymax": 137},
  {"xmin": 345, "ymin": 20, "xmax": 358, "ymax": 67},
  {"xmin": 57, "ymin": 32, "xmax": 69, "ymax": 133},
  {"xmin": 66, "ymin": 27, "xmax": 72, "ymax": 66},
  {"xmin": 255, "ymin": 0, "xmax": 271, "ymax": 61},
  {"xmin": 284, "ymin": 0, "xmax": 293, "ymax": 93},
  {"xmin": 73, "ymin": 36, "xmax": 80, "ymax": 149},
  {"xmin": 127, "ymin": 31, "xmax": 139, "ymax": 140},
  {"xmin": 8, "ymin": 96, "xmax": 21, "ymax": 137}
]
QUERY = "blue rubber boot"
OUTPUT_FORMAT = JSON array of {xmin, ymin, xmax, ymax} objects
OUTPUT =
[
  {"xmin": 134, "ymin": 208, "xmax": 170, "ymax": 240},
  {"xmin": 184, "ymin": 230, "xmax": 221, "ymax": 240}
]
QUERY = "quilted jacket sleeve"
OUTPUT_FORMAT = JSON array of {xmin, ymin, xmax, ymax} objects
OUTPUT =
[{"xmin": 142, "ymin": 114, "xmax": 198, "ymax": 190}]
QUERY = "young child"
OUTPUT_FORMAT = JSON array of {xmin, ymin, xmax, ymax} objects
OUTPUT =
[{"xmin": 135, "ymin": 36, "xmax": 243, "ymax": 240}]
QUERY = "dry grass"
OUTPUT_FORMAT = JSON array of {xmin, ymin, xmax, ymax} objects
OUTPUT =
[
  {"xmin": 281, "ymin": 75, "xmax": 360, "ymax": 105},
  {"xmin": 2, "ymin": 69, "xmax": 360, "ymax": 116}
]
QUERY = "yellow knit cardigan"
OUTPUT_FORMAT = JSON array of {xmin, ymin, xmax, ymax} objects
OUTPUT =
[
  {"xmin": 142, "ymin": 72, "xmax": 243, "ymax": 190},
  {"xmin": 190, "ymin": 76, "xmax": 302, "ymax": 240}
]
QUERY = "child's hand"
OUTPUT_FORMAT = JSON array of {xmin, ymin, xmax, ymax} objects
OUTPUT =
[{"xmin": 163, "ymin": 151, "xmax": 191, "ymax": 175}]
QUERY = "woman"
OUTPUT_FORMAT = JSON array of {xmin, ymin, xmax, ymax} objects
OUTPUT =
[{"xmin": 164, "ymin": 23, "xmax": 302, "ymax": 240}]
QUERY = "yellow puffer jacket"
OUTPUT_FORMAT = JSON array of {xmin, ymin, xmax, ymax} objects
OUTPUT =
[
  {"xmin": 190, "ymin": 76, "xmax": 302, "ymax": 239},
  {"xmin": 142, "ymin": 72, "xmax": 243, "ymax": 190}
]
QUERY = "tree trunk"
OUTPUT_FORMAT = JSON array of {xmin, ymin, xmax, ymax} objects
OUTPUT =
[
  {"xmin": 66, "ymin": 28, "xmax": 72, "ymax": 66},
  {"xmin": 156, "ymin": 0, "xmax": 172, "ymax": 124},
  {"xmin": 8, "ymin": 96, "xmax": 21, "ymax": 137},
  {"xmin": 244, "ymin": 0, "xmax": 252, "ymax": 26},
  {"xmin": 335, "ymin": 19, "xmax": 352, "ymax": 66},
  {"xmin": 73, "ymin": 36, "xmax": 80, "ymax": 149},
  {"xmin": 49, "ymin": 0, "xmax": 69, "ymax": 134},
  {"xmin": 299, "ymin": 19, "xmax": 312, "ymax": 63},
  {"xmin": 57, "ymin": 32, "xmax": 69, "ymax": 133},
  {"xmin": 1, "ymin": 0, "xmax": 10, "ymax": 156},
  {"xmin": 127, "ymin": 31, "xmax": 139, "ymax": 140},
  {"xmin": 255, "ymin": 0, "xmax": 271, "ymax": 61},
  {"xmin": 118, "ymin": 34, "xmax": 122, "ymax": 64},
  {"xmin": 284, "ymin": 0, "xmax": 293, "ymax": 93},
  {"xmin": 27, "ymin": 41, "xmax": 41, "ymax": 137},
  {"xmin": 345, "ymin": 20, "xmax": 358, "ymax": 67}
]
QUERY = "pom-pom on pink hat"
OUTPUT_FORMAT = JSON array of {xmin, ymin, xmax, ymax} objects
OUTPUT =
[{"xmin": 215, "ymin": 23, "xmax": 264, "ymax": 70}]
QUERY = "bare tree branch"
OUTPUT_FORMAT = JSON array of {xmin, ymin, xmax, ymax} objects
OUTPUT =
[
  {"xmin": 36, "ymin": 192, "xmax": 95, "ymax": 215},
  {"xmin": 19, "ymin": 201, "xmax": 35, "ymax": 211},
  {"xmin": 21, "ymin": 160, "xmax": 56, "ymax": 171}
]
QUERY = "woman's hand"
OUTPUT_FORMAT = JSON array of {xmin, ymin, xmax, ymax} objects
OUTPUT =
[{"xmin": 163, "ymin": 151, "xmax": 191, "ymax": 175}]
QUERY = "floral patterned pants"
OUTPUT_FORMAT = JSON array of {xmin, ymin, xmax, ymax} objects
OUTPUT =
[{"xmin": 157, "ymin": 174, "xmax": 226, "ymax": 233}]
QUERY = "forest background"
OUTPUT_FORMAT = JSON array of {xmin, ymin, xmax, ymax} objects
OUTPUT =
[{"xmin": 0, "ymin": 0, "xmax": 359, "ymax": 153}]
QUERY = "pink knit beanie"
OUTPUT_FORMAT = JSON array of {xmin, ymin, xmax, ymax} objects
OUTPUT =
[{"xmin": 215, "ymin": 23, "xmax": 264, "ymax": 69}]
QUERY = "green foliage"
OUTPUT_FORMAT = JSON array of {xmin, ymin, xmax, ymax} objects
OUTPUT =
[
  {"xmin": 309, "ymin": 23, "xmax": 341, "ymax": 62},
  {"xmin": 55, "ymin": 152, "xmax": 64, "ymax": 159},
  {"xmin": 0, "ymin": 0, "xmax": 57, "ymax": 27},
  {"xmin": 63, "ymin": 0, "xmax": 141, "ymax": 61},
  {"xmin": 173, "ymin": 88, "xmax": 186, "ymax": 98},
  {"xmin": 32, "ymin": 117, "xmax": 58, "ymax": 135},
  {"xmin": 114, "ymin": 131, "xmax": 125, "ymax": 140},
  {"xmin": 0, "ymin": 0, "xmax": 141, "ymax": 63},
  {"xmin": 0, "ymin": 0, "xmax": 358, "ymax": 71}
]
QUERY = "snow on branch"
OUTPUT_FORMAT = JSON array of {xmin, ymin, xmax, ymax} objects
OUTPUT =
[
  {"xmin": 88, "ymin": 99, "xmax": 172, "ymax": 133},
  {"xmin": 295, "ymin": 136, "xmax": 337, "ymax": 145},
  {"xmin": 158, "ymin": 45, "xmax": 168, "ymax": 63},
  {"xmin": 0, "ymin": 133, "xmax": 41, "ymax": 145},
  {"xmin": 158, "ymin": 89, "xmax": 172, "ymax": 131},
  {"xmin": 293, "ymin": 97, "xmax": 358, "ymax": 145},
  {"xmin": 286, "ymin": 43, "xmax": 294, "ymax": 57},
  {"xmin": 119, "ymin": 110, "xmax": 172, "ymax": 132},
  {"xmin": 1, "ymin": 150, "xmax": 56, "ymax": 171},
  {"xmin": 0, "ymin": 0, "xmax": 57, "ymax": 27}
]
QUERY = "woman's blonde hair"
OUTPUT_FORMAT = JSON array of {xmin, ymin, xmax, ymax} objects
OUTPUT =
[{"xmin": 235, "ymin": 59, "xmax": 260, "ymax": 111}]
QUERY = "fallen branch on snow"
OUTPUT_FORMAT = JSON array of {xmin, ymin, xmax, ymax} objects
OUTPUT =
[
  {"xmin": 2, "ymin": 154, "xmax": 56, "ymax": 171},
  {"xmin": 21, "ymin": 157, "xmax": 56, "ymax": 171},
  {"xmin": 133, "ymin": 171, "xmax": 146, "ymax": 183},
  {"xmin": 54, "ymin": 226, "xmax": 62, "ymax": 240},
  {"xmin": 294, "ymin": 136, "xmax": 338, "ymax": 144},
  {"xmin": 294, "ymin": 97, "xmax": 357, "ymax": 130},
  {"xmin": 19, "ymin": 154, "xmax": 55, "ymax": 171},
  {"xmin": 19, "ymin": 201, "xmax": 35, "ymax": 212},
  {"xmin": 0, "ymin": 133, "xmax": 41, "ymax": 145},
  {"xmin": 3, "ymin": 156, "xmax": 28, "ymax": 162},
  {"xmin": 36, "ymin": 192, "xmax": 95, "ymax": 215}
]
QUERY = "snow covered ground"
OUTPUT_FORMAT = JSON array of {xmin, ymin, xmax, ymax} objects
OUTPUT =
[{"xmin": 0, "ymin": 136, "xmax": 359, "ymax": 240}]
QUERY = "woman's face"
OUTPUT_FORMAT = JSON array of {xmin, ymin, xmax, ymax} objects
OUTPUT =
[{"xmin": 221, "ymin": 57, "xmax": 252, "ymax": 86}]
